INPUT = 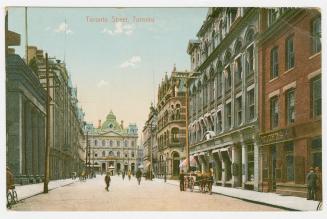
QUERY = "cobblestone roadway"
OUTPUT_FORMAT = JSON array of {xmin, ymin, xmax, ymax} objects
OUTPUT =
[{"xmin": 12, "ymin": 176, "xmax": 283, "ymax": 211}]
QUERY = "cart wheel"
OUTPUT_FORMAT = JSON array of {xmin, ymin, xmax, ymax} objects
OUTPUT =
[
  {"xmin": 13, "ymin": 190, "xmax": 18, "ymax": 203},
  {"xmin": 7, "ymin": 192, "xmax": 13, "ymax": 209}
]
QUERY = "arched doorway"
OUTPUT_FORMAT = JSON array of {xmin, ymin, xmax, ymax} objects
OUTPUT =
[{"xmin": 172, "ymin": 152, "xmax": 180, "ymax": 176}]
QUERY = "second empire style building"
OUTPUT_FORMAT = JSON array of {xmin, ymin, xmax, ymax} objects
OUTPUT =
[
  {"xmin": 186, "ymin": 7, "xmax": 321, "ymax": 197},
  {"xmin": 85, "ymin": 111, "xmax": 139, "ymax": 174}
]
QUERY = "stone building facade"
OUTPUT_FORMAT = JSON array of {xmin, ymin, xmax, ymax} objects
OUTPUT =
[
  {"xmin": 142, "ymin": 104, "xmax": 158, "ymax": 177},
  {"xmin": 31, "ymin": 47, "xmax": 85, "ymax": 180},
  {"xmin": 86, "ymin": 111, "xmax": 138, "ymax": 174},
  {"xmin": 156, "ymin": 67, "xmax": 187, "ymax": 179},
  {"xmin": 6, "ymin": 54, "xmax": 47, "ymax": 184},
  {"xmin": 187, "ymin": 8, "xmax": 260, "ymax": 190},
  {"xmin": 257, "ymin": 8, "xmax": 321, "ymax": 197}
]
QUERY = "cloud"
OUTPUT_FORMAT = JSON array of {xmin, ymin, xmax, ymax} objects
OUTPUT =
[
  {"xmin": 54, "ymin": 22, "xmax": 74, "ymax": 34},
  {"xmin": 97, "ymin": 80, "xmax": 108, "ymax": 88},
  {"xmin": 119, "ymin": 56, "xmax": 142, "ymax": 68},
  {"xmin": 102, "ymin": 22, "xmax": 134, "ymax": 36},
  {"xmin": 45, "ymin": 26, "xmax": 51, "ymax": 31}
]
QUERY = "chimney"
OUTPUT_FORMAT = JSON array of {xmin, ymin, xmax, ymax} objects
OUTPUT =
[
  {"xmin": 98, "ymin": 120, "xmax": 101, "ymax": 129},
  {"xmin": 121, "ymin": 120, "xmax": 124, "ymax": 129}
]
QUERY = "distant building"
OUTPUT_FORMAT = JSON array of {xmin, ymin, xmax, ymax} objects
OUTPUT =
[
  {"xmin": 156, "ymin": 67, "xmax": 188, "ymax": 178},
  {"xmin": 86, "ymin": 111, "xmax": 138, "ymax": 174},
  {"xmin": 142, "ymin": 104, "xmax": 158, "ymax": 177}
]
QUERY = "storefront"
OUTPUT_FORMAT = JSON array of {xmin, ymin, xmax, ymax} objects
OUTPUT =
[{"xmin": 259, "ymin": 120, "xmax": 321, "ymax": 197}]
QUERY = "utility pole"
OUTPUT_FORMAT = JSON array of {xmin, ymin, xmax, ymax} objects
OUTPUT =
[
  {"xmin": 44, "ymin": 53, "xmax": 50, "ymax": 193},
  {"xmin": 173, "ymin": 71, "xmax": 200, "ymax": 172},
  {"xmin": 25, "ymin": 7, "xmax": 28, "ymax": 64}
]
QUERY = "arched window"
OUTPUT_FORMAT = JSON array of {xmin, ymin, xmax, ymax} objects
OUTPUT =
[
  {"xmin": 94, "ymin": 139, "xmax": 98, "ymax": 146},
  {"xmin": 124, "ymin": 140, "xmax": 128, "ymax": 147},
  {"xmin": 117, "ymin": 140, "xmax": 120, "ymax": 147},
  {"xmin": 171, "ymin": 128, "xmax": 179, "ymax": 142},
  {"xmin": 175, "ymin": 104, "xmax": 181, "ymax": 120},
  {"xmin": 203, "ymin": 75, "xmax": 208, "ymax": 106},
  {"xmin": 102, "ymin": 151, "xmax": 105, "ymax": 157},
  {"xmin": 102, "ymin": 140, "xmax": 105, "ymax": 147},
  {"xmin": 245, "ymin": 28, "xmax": 255, "ymax": 76},
  {"xmin": 110, "ymin": 140, "xmax": 113, "ymax": 147},
  {"xmin": 117, "ymin": 151, "xmax": 120, "ymax": 157},
  {"xmin": 109, "ymin": 151, "xmax": 114, "ymax": 156},
  {"xmin": 216, "ymin": 61, "xmax": 223, "ymax": 98},
  {"xmin": 131, "ymin": 152, "xmax": 135, "ymax": 157}
]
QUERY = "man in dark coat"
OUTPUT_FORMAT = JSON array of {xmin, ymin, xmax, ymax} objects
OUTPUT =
[
  {"xmin": 179, "ymin": 170, "xmax": 185, "ymax": 191},
  {"xmin": 306, "ymin": 167, "xmax": 317, "ymax": 200},
  {"xmin": 136, "ymin": 169, "xmax": 142, "ymax": 185},
  {"xmin": 105, "ymin": 172, "xmax": 111, "ymax": 191}
]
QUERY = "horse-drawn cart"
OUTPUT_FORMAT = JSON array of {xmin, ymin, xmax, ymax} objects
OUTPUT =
[{"xmin": 184, "ymin": 172, "xmax": 213, "ymax": 194}]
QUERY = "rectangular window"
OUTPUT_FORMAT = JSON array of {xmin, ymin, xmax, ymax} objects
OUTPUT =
[
  {"xmin": 247, "ymin": 145, "xmax": 254, "ymax": 181},
  {"xmin": 217, "ymin": 111, "xmax": 222, "ymax": 132},
  {"xmin": 270, "ymin": 96, "xmax": 279, "ymax": 129},
  {"xmin": 285, "ymin": 142, "xmax": 294, "ymax": 181},
  {"xmin": 286, "ymin": 89, "xmax": 296, "ymax": 124},
  {"xmin": 311, "ymin": 76, "xmax": 321, "ymax": 118},
  {"xmin": 224, "ymin": 67, "xmax": 231, "ymax": 92},
  {"xmin": 311, "ymin": 137, "xmax": 322, "ymax": 169},
  {"xmin": 285, "ymin": 36, "xmax": 294, "ymax": 70},
  {"xmin": 247, "ymin": 89, "xmax": 255, "ymax": 121},
  {"xmin": 117, "ymin": 141, "xmax": 120, "ymax": 147},
  {"xmin": 312, "ymin": 17, "xmax": 321, "ymax": 54},
  {"xmin": 270, "ymin": 47, "xmax": 279, "ymax": 79},
  {"xmin": 217, "ymin": 72, "xmax": 223, "ymax": 97},
  {"xmin": 225, "ymin": 102, "xmax": 232, "ymax": 129},
  {"xmin": 236, "ymin": 96, "xmax": 242, "ymax": 126}
]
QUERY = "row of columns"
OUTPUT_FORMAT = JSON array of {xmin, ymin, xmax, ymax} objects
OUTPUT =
[{"xmin": 193, "ymin": 141, "xmax": 259, "ymax": 190}]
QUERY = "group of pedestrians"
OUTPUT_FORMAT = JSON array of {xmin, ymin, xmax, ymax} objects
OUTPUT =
[
  {"xmin": 306, "ymin": 167, "xmax": 322, "ymax": 209},
  {"xmin": 104, "ymin": 169, "xmax": 144, "ymax": 191}
]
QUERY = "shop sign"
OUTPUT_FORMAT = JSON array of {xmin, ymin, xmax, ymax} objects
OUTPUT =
[{"xmin": 260, "ymin": 128, "xmax": 294, "ymax": 145}]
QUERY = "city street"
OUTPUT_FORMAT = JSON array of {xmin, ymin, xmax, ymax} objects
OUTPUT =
[{"xmin": 11, "ymin": 176, "xmax": 283, "ymax": 211}]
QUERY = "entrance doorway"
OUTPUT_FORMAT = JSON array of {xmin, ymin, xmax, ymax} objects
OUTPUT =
[
  {"xmin": 101, "ymin": 163, "xmax": 106, "ymax": 173},
  {"xmin": 124, "ymin": 164, "xmax": 128, "ymax": 172},
  {"xmin": 172, "ymin": 152, "xmax": 180, "ymax": 176}
]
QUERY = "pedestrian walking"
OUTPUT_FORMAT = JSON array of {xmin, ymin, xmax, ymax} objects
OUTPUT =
[
  {"xmin": 105, "ymin": 172, "xmax": 111, "ymax": 191},
  {"xmin": 128, "ymin": 170, "xmax": 131, "ymax": 181},
  {"xmin": 136, "ymin": 169, "xmax": 142, "ymax": 185},
  {"xmin": 315, "ymin": 167, "xmax": 322, "ymax": 210},
  {"xmin": 179, "ymin": 170, "xmax": 185, "ymax": 191},
  {"xmin": 306, "ymin": 167, "xmax": 317, "ymax": 200},
  {"xmin": 122, "ymin": 171, "xmax": 125, "ymax": 180}
]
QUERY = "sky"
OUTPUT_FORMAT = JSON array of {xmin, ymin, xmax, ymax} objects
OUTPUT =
[{"xmin": 8, "ymin": 7, "xmax": 207, "ymax": 137}]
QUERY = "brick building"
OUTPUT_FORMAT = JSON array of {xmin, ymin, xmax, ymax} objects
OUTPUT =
[{"xmin": 258, "ymin": 8, "xmax": 321, "ymax": 197}]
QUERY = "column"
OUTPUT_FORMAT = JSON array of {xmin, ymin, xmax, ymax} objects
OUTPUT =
[
  {"xmin": 253, "ymin": 139, "xmax": 259, "ymax": 191},
  {"xmin": 25, "ymin": 102, "xmax": 33, "ymax": 177},
  {"xmin": 38, "ymin": 114, "xmax": 45, "ymax": 176},
  {"xmin": 6, "ymin": 92, "xmax": 23, "ymax": 176},
  {"xmin": 32, "ymin": 110, "xmax": 39, "ymax": 177},
  {"xmin": 231, "ymin": 145, "xmax": 241, "ymax": 187},
  {"xmin": 242, "ymin": 143, "xmax": 248, "ymax": 188}
]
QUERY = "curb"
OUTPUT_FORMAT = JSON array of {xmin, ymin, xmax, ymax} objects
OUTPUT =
[
  {"xmin": 16, "ymin": 180, "xmax": 76, "ymax": 202},
  {"xmin": 157, "ymin": 179, "xmax": 300, "ymax": 211}
]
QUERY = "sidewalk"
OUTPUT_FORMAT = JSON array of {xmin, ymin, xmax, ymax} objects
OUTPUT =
[
  {"xmin": 154, "ymin": 178, "xmax": 320, "ymax": 211},
  {"xmin": 14, "ymin": 178, "xmax": 77, "ymax": 201}
]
